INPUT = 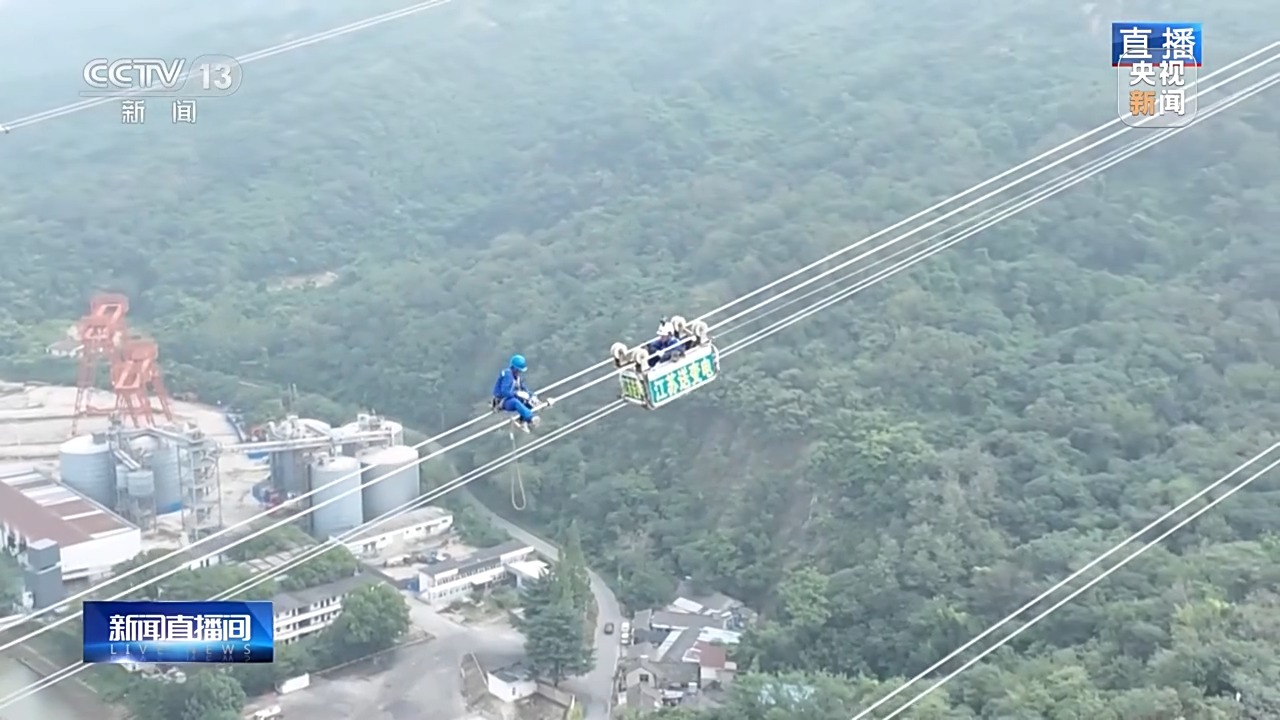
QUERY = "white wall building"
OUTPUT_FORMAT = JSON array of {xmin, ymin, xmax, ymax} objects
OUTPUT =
[
  {"xmin": 507, "ymin": 559, "xmax": 549, "ymax": 589},
  {"xmin": 273, "ymin": 575, "xmax": 380, "ymax": 644},
  {"xmin": 418, "ymin": 540, "xmax": 535, "ymax": 607},
  {"xmin": 487, "ymin": 663, "xmax": 537, "ymax": 702},
  {"xmin": 0, "ymin": 465, "xmax": 140, "ymax": 581},
  {"xmin": 342, "ymin": 506, "xmax": 453, "ymax": 556},
  {"xmin": 45, "ymin": 339, "xmax": 83, "ymax": 357}
]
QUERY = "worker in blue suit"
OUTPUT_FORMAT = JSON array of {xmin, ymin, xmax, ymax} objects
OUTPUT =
[
  {"xmin": 645, "ymin": 320, "xmax": 685, "ymax": 368},
  {"xmin": 492, "ymin": 354, "xmax": 540, "ymax": 431}
]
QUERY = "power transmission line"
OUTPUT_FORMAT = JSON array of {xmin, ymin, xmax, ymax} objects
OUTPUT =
[
  {"xmin": 13, "ymin": 39, "xmax": 1273, "ymax": 649},
  {"xmin": 1, "ymin": 38, "xmax": 1272, "ymax": 667},
  {"xmin": 860, "ymin": 444, "xmax": 1280, "ymax": 719},
  {"xmin": 3, "ymin": 61, "xmax": 1275, "ymax": 707},
  {"xmin": 0, "ymin": 0, "xmax": 459, "ymax": 132}
]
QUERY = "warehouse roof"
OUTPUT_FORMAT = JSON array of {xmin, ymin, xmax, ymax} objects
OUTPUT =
[{"xmin": 0, "ymin": 464, "xmax": 136, "ymax": 546}]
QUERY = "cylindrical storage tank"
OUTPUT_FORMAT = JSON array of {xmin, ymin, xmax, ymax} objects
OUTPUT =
[
  {"xmin": 148, "ymin": 441, "xmax": 188, "ymax": 514},
  {"xmin": 270, "ymin": 450, "xmax": 310, "ymax": 496},
  {"xmin": 357, "ymin": 445, "xmax": 419, "ymax": 522},
  {"xmin": 309, "ymin": 455, "xmax": 363, "ymax": 539},
  {"xmin": 380, "ymin": 420, "xmax": 404, "ymax": 447},
  {"xmin": 332, "ymin": 422, "xmax": 364, "ymax": 457},
  {"xmin": 123, "ymin": 468, "xmax": 155, "ymax": 498},
  {"xmin": 58, "ymin": 435, "xmax": 117, "ymax": 509},
  {"xmin": 297, "ymin": 418, "xmax": 331, "ymax": 436}
]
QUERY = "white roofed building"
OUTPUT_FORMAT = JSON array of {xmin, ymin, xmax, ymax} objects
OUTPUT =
[
  {"xmin": 272, "ymin": 574, "xmax": 380, "ymax": 644},
  {"xmin": 506, "ymin": 559, "xmax": 549, "ymax": 589},
  {"xmin": 342, "ymin": 506, "xmax": 453, "ymax": 556},
  {"xmin": 0, "ymin": 464, "xmax": 140, "ymax": 581},
  {"xmin": 417, "ymin": 541, "xmax": 535, "ymax": 607}
]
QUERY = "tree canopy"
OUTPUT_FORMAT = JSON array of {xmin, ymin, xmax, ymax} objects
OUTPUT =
[
  {"xmin": 521, "ymin": 548, "xmax": 595, "ymax": 685},
  {"xmin": 2, "ymin": 0, "xmax": 1280, "ymax": 716}
]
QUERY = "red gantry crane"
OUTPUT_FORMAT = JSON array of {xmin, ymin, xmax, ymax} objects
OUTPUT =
[{"xmin": 71, "ymin": 293, "xmax": 175, "ymax": 433}]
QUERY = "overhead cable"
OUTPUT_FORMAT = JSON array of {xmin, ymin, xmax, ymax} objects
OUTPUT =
[
  {"xmin": 3, "ymin": 63, "xmax": 1275, "ymax": 707},
  {"xmin": 861, "ymin": 444, "xmax": 1280, "ymax": 719},
  {"xmin": 734, "ymin": 69, "xmax": 1280, "ymax": 355},
  {"xmin": 0, "ymin": 0, "xmax": 459, "ymax": 133},
  {"xmin": 2, "ymin": 43, "xmax": 1273, "ymax": 660}
]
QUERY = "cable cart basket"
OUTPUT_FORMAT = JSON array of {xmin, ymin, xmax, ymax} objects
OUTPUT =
[{"xmin": 609, "ymin": 316, "xmax": 719, "ymax": 410}]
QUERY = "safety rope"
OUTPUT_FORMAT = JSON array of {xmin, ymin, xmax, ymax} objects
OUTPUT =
[{"xmin": 508, "ymin": 426, "xmax": 527, "ymax": 510}]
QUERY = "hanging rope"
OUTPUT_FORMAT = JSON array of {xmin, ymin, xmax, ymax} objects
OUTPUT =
[{"xmin": 508, "ymin": 426, "xmax": 527, "ymax": 510}]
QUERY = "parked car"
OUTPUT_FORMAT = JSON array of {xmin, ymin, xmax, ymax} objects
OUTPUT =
[{"xmin": 603, "ymin": 622, "xmax": 615, "ymax": 634}]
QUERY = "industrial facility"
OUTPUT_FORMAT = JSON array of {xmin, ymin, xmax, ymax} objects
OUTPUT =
[
  {"xmin": 58, "ymin": 418, "xmax": 222, "ymax": 538},
  {"xmin": 243, "ymin": 412, "xmax": 412, "ymax": 539},
  {"xmin": 0, "ymin": 294, "xmax": 430, "ymax": 610}
]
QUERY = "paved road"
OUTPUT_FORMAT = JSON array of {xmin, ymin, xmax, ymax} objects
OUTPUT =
[
  {"xmin": 462, "ymin": 491, "xmax": 623, "ymax": 720},
  {"xmin": 279, "ymin": 600, "xmax": 524, "ymax": 720}
]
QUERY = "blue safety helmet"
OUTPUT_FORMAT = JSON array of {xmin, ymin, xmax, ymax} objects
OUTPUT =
[{"xmin": 509, "ymin": 354, "xmax": 527, "ymax": 371}]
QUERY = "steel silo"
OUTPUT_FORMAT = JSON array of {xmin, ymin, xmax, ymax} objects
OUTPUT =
[
  {"xmin": 148, "ymin": 440, "xmax": 188, "ymax": 514},
  {"xmin": 270, "ymin": 450, "xmax": 310, "ymax": 496},
  {"xmin": 58, "ymin": 434, "xmax": 117, "ymax": 509},
  {"xmin": 308, "ymin": 454, "xmax": 363, "ymax": 539},
  {"xmin": 357, "ymin": 445, "xmax": 419, "ymax": 522}
]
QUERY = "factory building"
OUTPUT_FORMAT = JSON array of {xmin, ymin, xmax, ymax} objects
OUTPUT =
[
  {"xmin": 418, "ymin": 541, "xmax": 537, "ymax": 608},
  {"xmin": 0, "ymin": 464, "xmax": 141, "ymax": 582}
]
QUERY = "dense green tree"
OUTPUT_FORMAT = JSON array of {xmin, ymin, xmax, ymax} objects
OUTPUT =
[
  {"xmin": 120, "ymin": 669, "xmax": 246, "ymax": 720},
  {"xmin": 104, "ymin": 552, "xmax": 278, "ymax": 601},
  {"xmin": 276, "ymin": 546, "xmax": 358, "ymax": 591},
  {"xmin": 118, "ymin": 675, "xmax": 173, "ymax": 720},
  {"xmin": 524, "ymin": 599, "xmax": 595, "ymax": 686},
  {"xmin": 228, "ymin": 636, "xmax": 318, "ymax": 696},
  {"xmin": 438, "ymin": 497, "xmax": 511, "ymax": 547},
  {"xmin": 163, "ymin": 564, "xmax": 277, "ymax": 601},
  {"xmin": 518, "ymin": 574, "xmax": 556, "ymax": 629},
  {"xmin": 560, "ymin": 521, "xmax": 593, "ymax": 613},
  {"xmin": 318, "ymin": 583, "xmax": 410, "ymax": 664},
  {"xmin": 109, "ymin": 549, "xmax": 185, "ymax": 600},
  {"xmin": 521, "ymin": 569, "xmax": 594, "ymax": 685},
  {"xmin": 222, "ymin": 525, "xmax": 313, "ymax": 562},
  {"xmin": 176, "ymin": 671, "xmax": 248, "ymax": 720},
  {"xmin": 2, "ymin": 0, "xmax": 1280, "ymax": 715},
  {"xmin": 0, "ymin": 556, "xmax": 23, "ymax": 610}
]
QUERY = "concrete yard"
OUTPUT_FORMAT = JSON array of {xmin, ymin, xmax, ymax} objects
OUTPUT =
[
  {"xmin": 0, "ymin": 382, "xmax": 270, "ymax": 525},
  {"xmin": 278, "ymin": 596, "xmax": 527, "ymax": 720}
]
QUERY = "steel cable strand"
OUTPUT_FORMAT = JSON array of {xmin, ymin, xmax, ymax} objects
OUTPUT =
[
  {"xmin": 725, "ymin": 70, "xmax": 1280, "ymax": 357},
  {"xmin": 5, "ymin": 67, "xmax": 1275, "ymax": 702},
  {"xmin": 703, "ymin": 51, "xmax": 1280, "ymax": 336},
  {"xmin": 5, "ymin": 40, "xmax": 1274, "ymax": 661},
  {"xmin": 1, "ymin": 0, "xmax": 459, "ymax": 132},
  {"xmin": 0, "ymin": 401, "xmax": 626, "ymax": 708},
  {"xmin": 869, "ymin": 448, "xmax": 1280, "ymax": 720}
]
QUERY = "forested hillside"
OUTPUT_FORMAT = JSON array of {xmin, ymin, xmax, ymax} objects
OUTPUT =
[{"xmin": 3, "ymin": 0, "xmax": 1280, "ymax": 715}]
